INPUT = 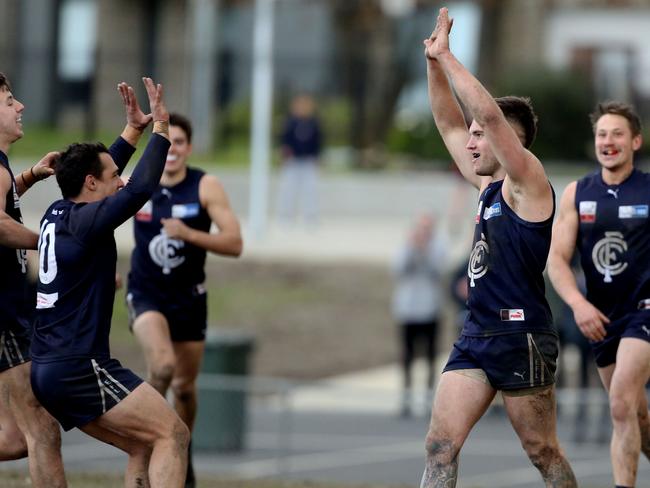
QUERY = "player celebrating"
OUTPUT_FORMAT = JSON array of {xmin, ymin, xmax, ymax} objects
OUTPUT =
[
  {"xmin": 31, "ymin": 78, "xmax": 190, "ymax": 488},
  {"xmin": 420, "ymin": 8, "xmax": 576, "ymax": 487}
]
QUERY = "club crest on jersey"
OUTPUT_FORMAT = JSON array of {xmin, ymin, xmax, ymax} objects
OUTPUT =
[
  {"xmin": 500, "ymin": 309, "xmax": 525, "ymax": 321},
  {"xmin": 618, "ymin": 205, "xmax": 649, "ymax": 219},
  {"xmin": 468, "ymin": 232, "xmax": 489, "ymax": 287},
  {"xmin": 592, "ymin": 231, "xmax": 628, "ymax": 283},
  {"xmin": 579, "ymin": 201, "xmax": 597, "ymax": 223},
  {"xmin": 148, "ymin": 232, "xmax": 185, "ymax": 275},
  {"xmin": 172, "ymin": 203, "xmax": 200, "ymax": 219},
  {"xmin": 135, "ymin": 200, "xmax": 153, "ymax": 222},
  {"xmin": 483, "ymin": 202, "xmax": 502, "ymax": 220}
]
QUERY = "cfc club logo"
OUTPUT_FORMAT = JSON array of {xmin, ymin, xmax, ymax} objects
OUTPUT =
[
  {"xmin": 592, "ymin": 231, "xmax": 628, "ymax": 283},
  {"xmin": 148, "ymin": 232, "xmax": 185, "ymax": 275},
  {"xmin": 468, "ymin": 233, "xmax": 489, "ymax": 287}
]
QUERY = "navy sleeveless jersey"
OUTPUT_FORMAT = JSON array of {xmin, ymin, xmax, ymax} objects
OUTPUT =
[
  {"xmin": 463, "ymin": 179, "xmax": 555, "ymax": 336},
  {"xmin": 129, "ymin": 167, "xmax": 211, "ymax": 291},
  {"xmin": 575, "ymin": 169, "xmax": 650, "ymax": 319},
  {"xmin": 0, "ymin": 151, "xmax": 31, "ymax": 331},
  {"xmin": 31, "ymin": 135, "xmax": 169, "ymax": 361}
]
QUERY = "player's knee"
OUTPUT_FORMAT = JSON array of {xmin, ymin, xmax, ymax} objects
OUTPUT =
[
  {"xmin": 424, "ymin": 432, "xmax": 457, "ymax": 463},
  {"xmin": 521, "ymin": 438, "xmax": 560, "ymax": 470},
  {"xmin": 610, "ymin": 394, "xmax": 635, "ymax": 424},
  {"xmin": 0, "ymin": 434, "xmax": 28, "ymax": 460},
  {"xmin": 170, "ymin": 379, "xmax": 196, "ymax": 404},
  {"xmin": 149, "ymin": 361, "xmax": 175, "ymax": 389}
]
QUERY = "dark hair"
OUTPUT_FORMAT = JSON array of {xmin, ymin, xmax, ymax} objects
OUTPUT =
[
  {"xmin": 495, "ymin": 96, "xmax": 538, "ymax": 149},
  {"xmin": 169, "ymin": 113, "xmax": 193, "ymax": 143},
  {"xmin": 589, "ymin": 101, "xmax": 642, "ymax": 137},
  {"xmin": 55, "ymin": 142, "xmax": 108, "ymax": 199},
  {"xmin": 0, "ymin": 72, "xmax": 11, "ymax": 92}
]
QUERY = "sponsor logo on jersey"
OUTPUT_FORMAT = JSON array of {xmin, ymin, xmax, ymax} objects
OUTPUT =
[
  {"xmin": 592, "ymin": 231, "xmax": 628, "ymax": 283},
  {"xmin": 172, "ymin": 203, "xmax": 200, "ymax": 219},
  {"xmin": 475, "ymin": 201, "xmax": 483, "ymax": 224},
  {"xmin": 135, "ymin": 200, "xmax": 153, "ymax": 222},
  {"xmin": 483, "ymin": 202, "xmax": 502, "ymax": 220},
  {"xmin": 36, "ymin": 291, "xmax": 58, "ymax": 309},
  {"xmin": 500, "ymin": 309, "xmax": 525, "ymax": 321},
  {"xmin": 579, "ymin": 201, "xmax": 597, "ymax": 223},
  {"xmin": 618, "ymin": 205, "xmax": 649, "ymax": 219},
  {"xmin": 468, "ymin": 232, "xmax": 489, "ymax": 287}
]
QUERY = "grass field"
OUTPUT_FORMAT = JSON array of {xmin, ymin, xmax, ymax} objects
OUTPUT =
[{"xmin": 110, "ymin": 256, "xmax": 398, "ymax": 380}]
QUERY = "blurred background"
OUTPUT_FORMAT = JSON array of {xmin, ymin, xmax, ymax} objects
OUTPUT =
[{"xmin": 2, "ymin": 0, "xmax": 650, "ymax": 487}]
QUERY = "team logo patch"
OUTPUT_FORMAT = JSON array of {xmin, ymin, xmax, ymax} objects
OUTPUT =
[
  {"xmin": 172, "ymin": 203, "xmax": 200, "ymax": 219},
  {"xmin": 592, "ymin": 231, "xmax": 628, "ymax": 283},
  {"xmin": 149, "ymin": 232, "xmax": 185, "ymax": 275},
  {"xmin": 579, "ymin": 201, "xmax": 597, "ymax": 223},
  {"xmin": 483, "ymin": 202, "xmax": 502, "ymax": 220},
  {"xmin": 135, "ymin": 200, "xmax": 153, "ymax": 222},
  {"xmin": 500, "ymin": 309, "xmax": 525, "ymax": 321},
  {"xmin": 618, "ymin": 205, "xmax": 649, "ymax": 219},
  {"xmin": 468, "ymin": 232, "xmax": 489, "ymax": 287}
]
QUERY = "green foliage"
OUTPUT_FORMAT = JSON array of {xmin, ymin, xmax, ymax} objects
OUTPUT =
[
  {"xmin": 494, "ymin": 68, "xmax": 595, "ymax": 161},
  {"xmin": 386, "ymin": 119, "xmax": 453, "ymax": 165}
]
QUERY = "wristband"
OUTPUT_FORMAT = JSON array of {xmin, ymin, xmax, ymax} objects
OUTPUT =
[{"xmin": 153, "ymin": 120, "xmax": 169, "ymax": 134}]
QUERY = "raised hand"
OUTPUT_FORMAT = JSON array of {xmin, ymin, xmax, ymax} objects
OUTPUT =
[
  {"xmin": 142, "ymin": 77, "xmax": 168, "ymax": 123},
  {"xmin": 423, "ymin": 7, "xmax": 453, "ymax": 61},
  {"xmin": 118, "ymin": 82, "xmax": 152, "ymax": 131}
]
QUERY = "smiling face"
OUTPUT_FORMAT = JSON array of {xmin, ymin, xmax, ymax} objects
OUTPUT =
[
  {"xmin": 0, "ymin": 86, "xmax": 24, "ymax": 152},
  {"xmin": 164, "ymin": 124, "xmax": 192, "ymax": 177},
  {"xmin": 594, "ymin": 113, "xmax": 642, "ymax": 173}
]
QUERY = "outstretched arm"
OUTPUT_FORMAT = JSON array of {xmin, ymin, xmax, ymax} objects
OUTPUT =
[
  {"xmin": 548, "ymin": 182, "xmax": 609, "ymax": 341},
  {"xmin": 424, "ymin": 23, "xmax": 479, "ymax": 189},
  {"xmin": 427, "ymin": 8, "xmax": 550, "ymax": 209},
  {"xmin": 161, "ymin": 175, "xmax": 243, "ymax": 257}
]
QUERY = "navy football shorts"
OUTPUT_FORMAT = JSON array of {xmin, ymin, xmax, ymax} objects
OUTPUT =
[
  {"xmin": 126, "ymin": 283, "xmax": 207, "ymax": 342},
  {"xmin": 0, "ymin": 323, "xmax": 31, "ymax": 372},
  {"xmin": 31, "ymin": 357, "xmax": 143, "ymax": 431},
  {"xmin": 444, "ymin": 331, "xmax": 558, "ymax": 391},
  {"xmin": 591, "ymin": 308, "xmax": 650, "ymax": 368}
]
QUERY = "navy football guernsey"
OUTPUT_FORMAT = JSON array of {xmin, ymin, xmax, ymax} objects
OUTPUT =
[
  {"xmin": 575, "ymin": 169, "xmax": 650, "ymax": 320},
  {"xmin": 0, "ymin": 151, "xmax": 31, "ymax": 332},
  {"xmin": 31, "ymin": 134, "xmax": 170, "ymax": 361},
  {"xmin": 463, "ymin": 179, "xmax": 555, "ymax": 336},
  {"xmin": 129, "ymin": 167, "xmax": 211, "ymax": 291}
]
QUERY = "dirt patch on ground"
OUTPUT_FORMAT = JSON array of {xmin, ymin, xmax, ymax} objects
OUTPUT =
[{"xmin": 112, "ymin": 257, "xmax": 399, "ymax": 380}]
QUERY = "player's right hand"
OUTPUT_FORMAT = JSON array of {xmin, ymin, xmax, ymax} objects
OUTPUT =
[
  {"xmin": 572, "ymin": 299, "xmax": 610, "ymax": 342},
  {"xmin": 142, "ymin": 77, "xmax": 169, "ymax": 123}
]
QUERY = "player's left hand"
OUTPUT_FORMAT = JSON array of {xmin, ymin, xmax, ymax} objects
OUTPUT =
[
  {"xmin": 31, "ymin": 151, "xmax": 59, "ymax": 181},
  {"xmin": 161, "ymin": 218, "xmax": 189, "ymax": 240},
  {"xmin": 118, "ymin": 82, "xmax": 152, "ymax": 131},
  {"xmin": 423, "ymin": 7, "xmax": 453, "ymax": 61}
]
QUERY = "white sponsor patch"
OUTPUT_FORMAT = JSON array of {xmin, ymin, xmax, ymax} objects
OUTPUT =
[
  {"xmin": 36, "ymin": 292, "xmax": 58, "ymax": 309},
  {"xmin": 135, "ymin": 200, "xmax": 153, "ymax": 222},
  {"xmin": 579, "ymin": 201, "xmax": 597, "ymax": 223},
  {"xmin": 171, "ymin": 203, "xmax": 200, "ymax": 219},
  {"xmin": 618, "ymin": 205, "xmax": 649, "ymax": 219},
  {"xmin": 483, "ymin": 202, "xmax": 502, "ymax": 220},
  {"xmin": 500, "ymin": 309, "xmax": 525, "ymax": 321}
]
